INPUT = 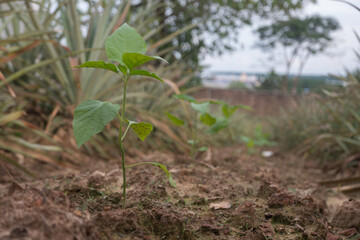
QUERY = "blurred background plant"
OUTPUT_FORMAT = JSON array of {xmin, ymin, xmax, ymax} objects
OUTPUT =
[{"xmin": 271, "ymin": 74, "xmax": 360, "ymax": 172}]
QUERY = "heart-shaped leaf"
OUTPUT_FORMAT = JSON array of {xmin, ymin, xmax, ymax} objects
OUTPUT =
[
  {"xmin": 166, "ymin": 112, "xmax": 185, "ymax": 126},
  {"xmin": 74, "ymin": 61, "xmax": 118, "ymax": 73},
  {"xmin": 131, "ymin": 69, "xmax": 164, "ymax": 82},
  {"xmin": 105, "ymin": 23, "xmax": 147, "ymax": 65},
  {"xmin": 73, "ymin": 100, "xmax": 120, "ymax": 148},
  {"xmin": 123, "ymin": 53, "xmax": 167, "ymax": 70},
  {"xmin": 127, "ymin": 120, "xmax": 153, "ymax": 141},
  {"xmin": 222, "ymin": 104, "xmax": 239, "ymax": 118},
  {"xmin": 190, "ymin": 102, "xmax": 209, "ymax": 114},
  {"xmin": 199, "ymin": 113, "xmax": 216, "ymax": 126}
]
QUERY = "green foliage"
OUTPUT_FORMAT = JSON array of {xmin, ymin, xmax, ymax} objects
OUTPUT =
[
  {"xmin": 0, "ymin": 0, "xmax": 186, "ymax": 108},
  {"xmin": 123, "ymin": 53, "xmax": 167, "ymax": 71},
  {"xmin": 190, "ymin": 102, "xmax": 210, "ymax": 114},
  {"xmin": 130, "ymin": 70, "xmax": 164, "ymax": 82},
  {"xmin": 73, "ymin": 23, "xmax": 174, "ymax": 208},
  {"xmin": 166, "ymin": 112, "xmax": 185, "ymax": 126},
  {"xmin": 168, "ymin": 93, "xmax": 251, "ymax": 159},
  {"xmin": 240, "ymin": 125, "xmax": 275, "ymax": 154},
  {"xmin": 73, "ymin": 100, "xmax": 120, "ymax": 148},
  {"xmin": 200, "ymin": 113, "xmax": 216, "ymax": 126},
  {"xmin": 74, "ymin": 61, "xmax": 119, "ymax": 74},
  {"xmin": 105, "ymin": 24, "xmax": 147, "ymax": 66},
  {"xmin": 207, "ymin": 117, "xmax": 230, "ymax": 134},
  {"xmin": 126, "ymin": 120, "xmax": 153, "ymax": 141}
]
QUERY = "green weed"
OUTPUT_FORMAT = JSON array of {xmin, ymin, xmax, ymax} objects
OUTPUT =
[{"xmin": 73, "ymin": 24, "xmax": 175, "ymax": 209}]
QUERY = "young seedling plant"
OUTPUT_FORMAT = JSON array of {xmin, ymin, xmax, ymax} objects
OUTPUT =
[
  {"xmin": 72, "ymin": 23, "xmax": 175, "ymax": 209},
  {"xmin": 167, "ymin": 94, "xmax": 251, "ymax": 160},
  {"xmin": 240, "ymin": 124, "xmax": 276, "ymax": 154}
]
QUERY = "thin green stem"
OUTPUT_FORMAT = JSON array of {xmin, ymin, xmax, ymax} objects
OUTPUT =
[
  {"xmin": 191, "ymin": 113, "xmax": 198, "ymax": 161},
  {"xmin": 118, "ymin": 75, "xmax": 129, "ymax": 209},
  {"xmin": 118, "ymin": 125, "xmax": 126, "ymax": 209},
  {"xmin": 121, "ymin": 124, "xmax": 131, "ymax": 141},
  {"xmin": 126, "ymin": 162, "xmax": 156, "ymax": 168}
]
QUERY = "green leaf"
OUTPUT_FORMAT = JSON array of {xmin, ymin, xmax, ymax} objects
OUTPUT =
[
  {"xmin": 240, "ymin": 135, "xmax": 251, "ymax": 143},
  {"xmin": 190, "ymin": 102, "xmax": 209, "ymax": 114},
  {"xmin": 130, "ymin": 69, "xmax": 164, "ymax": 82},
  {"xmin": 150, "ymin": 162, "xmax": 176, "ymax": 187},
  {"xmin": 126, "ymin": 120, "xmax": 153, "ymax": 141},
  {"xmin": 199, "ymin": 113, "xmax": 216, "ymax": 126},
  {"xmin": 117, "ymin": 64, "xmax": 128, "ymax": 76},
  {"xmin": 73, "ymin": 100, "xmax": 120, "ymax": 148},
  {"xmin": 123, "ymin": 53, "xmax": 167, "ymax": 70},
  {"xmin": 187, "ymin": 139, "xmax": 199, "ymax": 145},
  {"xmin": 74, "ymin": 61, "xmax": 118, "ymax": 73},
  {"xmin": 222, "ymin": 105, "xmax": 238, "ymax": 118},
  {"xmin": 166, "ymin": 112, "xmax": 185, "ymax": 126},
  {"xmin": 173, "ymin": 94, "xmax": 197, "ymax": 103},
  {"xmin": 198, "ymin": 146, "xmax": 208, "ymax": 152},
  {"xmin": 207, "ymin": 117, "xmax": 230, "ymax": 134},
  {"xmin": 105, "ymin": 23, "xmax": 147, "ymax": 65}
]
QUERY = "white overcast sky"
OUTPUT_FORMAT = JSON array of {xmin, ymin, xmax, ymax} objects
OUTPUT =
[{"xmin": 203, "ymin": 0, "xmax": 360, "ymax": 75}]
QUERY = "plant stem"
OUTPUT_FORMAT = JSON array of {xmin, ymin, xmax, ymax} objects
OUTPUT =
[
  {"xmin": 121, "ymin": 124, "xmax": 131, "ymax": 141},
  {"xmin": 191, "ymin": 113, "xmax": 198, "ymax": 162},
  {"xmin": 118, "ymin": 75, "xmax": 128, "ymax": 209},
  {"xmin": 118, "ymin": 125, "xmax": 126, "ymax": 209},
  {"xmin": 126, "ymin": 162, "xmax": 157, "ymax": 168}
]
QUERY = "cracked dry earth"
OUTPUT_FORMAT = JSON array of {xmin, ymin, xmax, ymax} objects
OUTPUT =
[{"xmin": 0, "ymin": 146, "xmax": 359, "ymax": 240}]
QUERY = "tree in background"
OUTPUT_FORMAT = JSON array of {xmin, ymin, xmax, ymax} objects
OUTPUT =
[
  {"xmin": 257, "ymin": 69, "xmax": 283, "ymax": 91},
  {"xmin": 133, "ymin": 0, "xmax": 317, "ymax": 85},
  {"xmin": 255, "ymin": 15, "xmax": 340, "ymax": 93}
]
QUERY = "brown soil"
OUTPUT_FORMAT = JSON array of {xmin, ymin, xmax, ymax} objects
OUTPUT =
[{"xmin": 0, "ymin": 146, "xmax": 359, "ymax": 240}]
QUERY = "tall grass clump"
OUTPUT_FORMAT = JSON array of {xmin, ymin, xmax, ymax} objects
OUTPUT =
[
  {"xmin": 272, "ymin": 75, "xmax": 360, "ymax": 165},
  {"xmin": 0, "ymin": 0, "xmax": 196, "ymax": 159}
]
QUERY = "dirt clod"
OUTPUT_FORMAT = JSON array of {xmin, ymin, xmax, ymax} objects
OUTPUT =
[
  {"xmin": 229, "ymin": 201, "xmax": 256, "ymax": 229},
  {"xmin": 87, "ymin": 171, "xmax": 106, "ymax": 188},
  {"xmin": 331, "ymin": 199, "xmax": 360, "ymax": 231},
  {"xmin": 259, "ymin": 221, "xmax": 276, "ymax": 238},
  {"xmin": 326, "ymin": 233, "xmax": 341, "ymax": 240},
  {"xmin": 268, "ymin": 191, "xmax": 295, "ymax": 208},
  {"xmin": 95, "ymin": 209, "xmax": 140, "ymax": 235},
  {"xmin": 257, "ymin": 182, "xmax": 279, "ymax": 198},
  {"xmin": 200, "ymin": 224, "xmax": 220, "ymax": 235}
]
